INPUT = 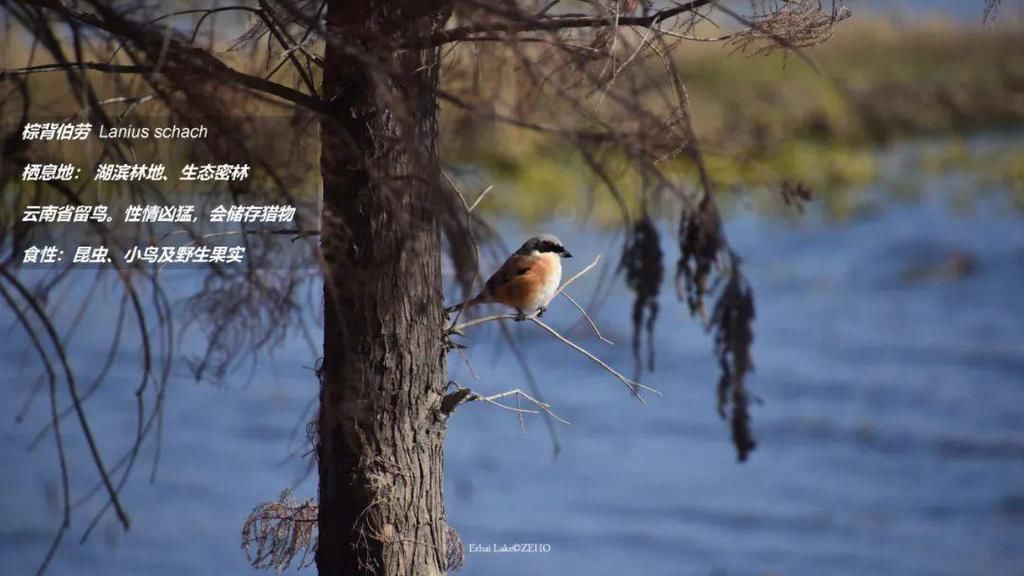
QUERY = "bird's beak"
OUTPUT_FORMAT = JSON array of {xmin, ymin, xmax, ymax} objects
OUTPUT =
[{"xmin": 563, "ymin": 250, "xmax": 573, "ymax": 258}]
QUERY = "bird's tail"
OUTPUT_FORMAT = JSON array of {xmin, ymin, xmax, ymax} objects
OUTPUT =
[{"xmin": 444, "ymin": 294, "xmax": 483, "ymax": 315}]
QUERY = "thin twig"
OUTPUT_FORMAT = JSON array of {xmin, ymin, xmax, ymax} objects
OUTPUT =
[
  {"xmin": 529, "ymin": 316, "xmax": 659, "ymax": 403},
  {"xmin": 0, "ymin": 268, "xmax": 131, "ymax": 529},
  {"xmin": 467, "ymin": 184, "xmax": 493, "ymax": 213},
  {"xmin": 554, "ymin": 253, "xmax": 601, "ymax": 298},
  {"xmin": 449, "ymin": 311, "xmax": 519, "ymax": 335},
  {"xmin": 469, "ymin": 388, "xmax": 571, "ymax": 426},
  {"xmin": 412, "ymin": 0, "xmax": 716, "ymax": 48},
  {"xmin": 559, "ymin": 290, "xmax": 613, "ymax": 345},
  {"xmin": 496, "ymin": 321, "xmax": 563, "ymax": 457},
  {"xmin": 444, "ymin": 171, "xmax": 493, "ymax": 329},
  {"xmin": 0, "ymin": 284, "xmax": 69, "ymax": 576}
]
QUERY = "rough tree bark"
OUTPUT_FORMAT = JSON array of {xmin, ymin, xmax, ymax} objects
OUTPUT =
[{"xmin": 316, "ymin": 1, "xmax": 453, "ymax": 575}]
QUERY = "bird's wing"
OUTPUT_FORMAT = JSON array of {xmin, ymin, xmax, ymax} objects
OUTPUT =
[
  {"xmin": 445, "ymin": 255, "xmax": 532, "ymax": 313},
  {"xmin": 478, "ymin": 254, "xmax": 532, "ymax": 302}
]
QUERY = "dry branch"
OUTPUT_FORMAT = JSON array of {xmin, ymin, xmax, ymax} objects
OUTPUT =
[
  {"xmin": 242, "ymin": 489, "xmax": 318, "ymax": 573},
  {"xmin": 559, "ymin": 290, "xmax": 614, "ymax": 345},
  {"xmin": 413, "ymin": 0, "xmax": 717, "ymax": 48},
  {"xmin": 455, "ymin": 387, "xmax": 572, "ymax": 426}
]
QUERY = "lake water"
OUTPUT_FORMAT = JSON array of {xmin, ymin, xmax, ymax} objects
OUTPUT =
[{"xmin": 1, "ymin": 136, "xmax": 1023, "ymax": 575}]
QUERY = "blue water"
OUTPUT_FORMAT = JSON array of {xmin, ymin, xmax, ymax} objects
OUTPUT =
[{"xmin": 2, "ymin": 140, "xmax": 1023, "ymax": 575}]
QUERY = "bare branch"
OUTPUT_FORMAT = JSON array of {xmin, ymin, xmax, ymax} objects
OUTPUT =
[
  {"xmin": 554, "ymin": 253, "xmax": 601, "ymax": 298},
  {"xmin": 242, "ymin": 489, "xmax": 318, "ymax": 573},
  {"xmin": 559, "ymin": 290, "xmax": 614, "ymax": 345},
  {"xmin": 0, "ymin": 268, "xmax": 131, "ymax": 529},
  {"xmin": 444, "ymin": 171, "xmax": 493, "ymax": 329},
  {"xmin": 412, "ymin": 0, "xmax": 715, "ymax": 48},
  {"xmin": 446, "ymin": 385, "xmax": 572, "ymax": 426},
  {"xmin": 495, "ymin": 322, "xmax": 563, "ymax": 458},
  {"xmin": 529, "ymin": 316, "xmax": 659, "ymax": 402},
  {"xmin": 0, "ymin": 59, "xmax": 328, "ymax": 113},
  {"xmin": 0, "ymin": 283, "xmax": 69, "ymax": 576}
]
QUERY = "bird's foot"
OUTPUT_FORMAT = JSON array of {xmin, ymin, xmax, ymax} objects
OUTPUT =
[
  {"xmin": 514, "ymin": 310, "xmax": 528, "ymax": 322},
  {"xmin": 536, "ymin": 306, "xmax": 548, "ymax": 318}
]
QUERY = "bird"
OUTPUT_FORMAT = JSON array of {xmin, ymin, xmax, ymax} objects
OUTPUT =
[{"xmin": 446, "ymin": 234, "xmax": 573, "ymax": 319}]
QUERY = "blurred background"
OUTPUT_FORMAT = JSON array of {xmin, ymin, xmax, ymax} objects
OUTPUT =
[{"xmin": 2, "ymin": 1, "xmax": 1023, "ymax": 575}]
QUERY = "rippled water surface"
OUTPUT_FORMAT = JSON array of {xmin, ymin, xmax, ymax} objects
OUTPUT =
[{"xmin": 2, "ymin": 139, "xmax": 1023, "ymax": 575}]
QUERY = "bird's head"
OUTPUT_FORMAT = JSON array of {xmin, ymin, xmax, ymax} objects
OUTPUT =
[{"xmin": 518, "ymin": 234, "xmax": 573, "ymax": 259}]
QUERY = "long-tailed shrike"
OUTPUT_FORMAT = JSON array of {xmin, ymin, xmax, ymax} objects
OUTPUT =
[{"xmin": 447, "ymin": 234, "xmax": 573, "ymax": 318}]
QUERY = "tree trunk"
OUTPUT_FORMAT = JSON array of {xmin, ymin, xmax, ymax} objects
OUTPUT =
[{"xmin": 316, "ymin": 2, "xmax": 452, "ymax": 575}]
